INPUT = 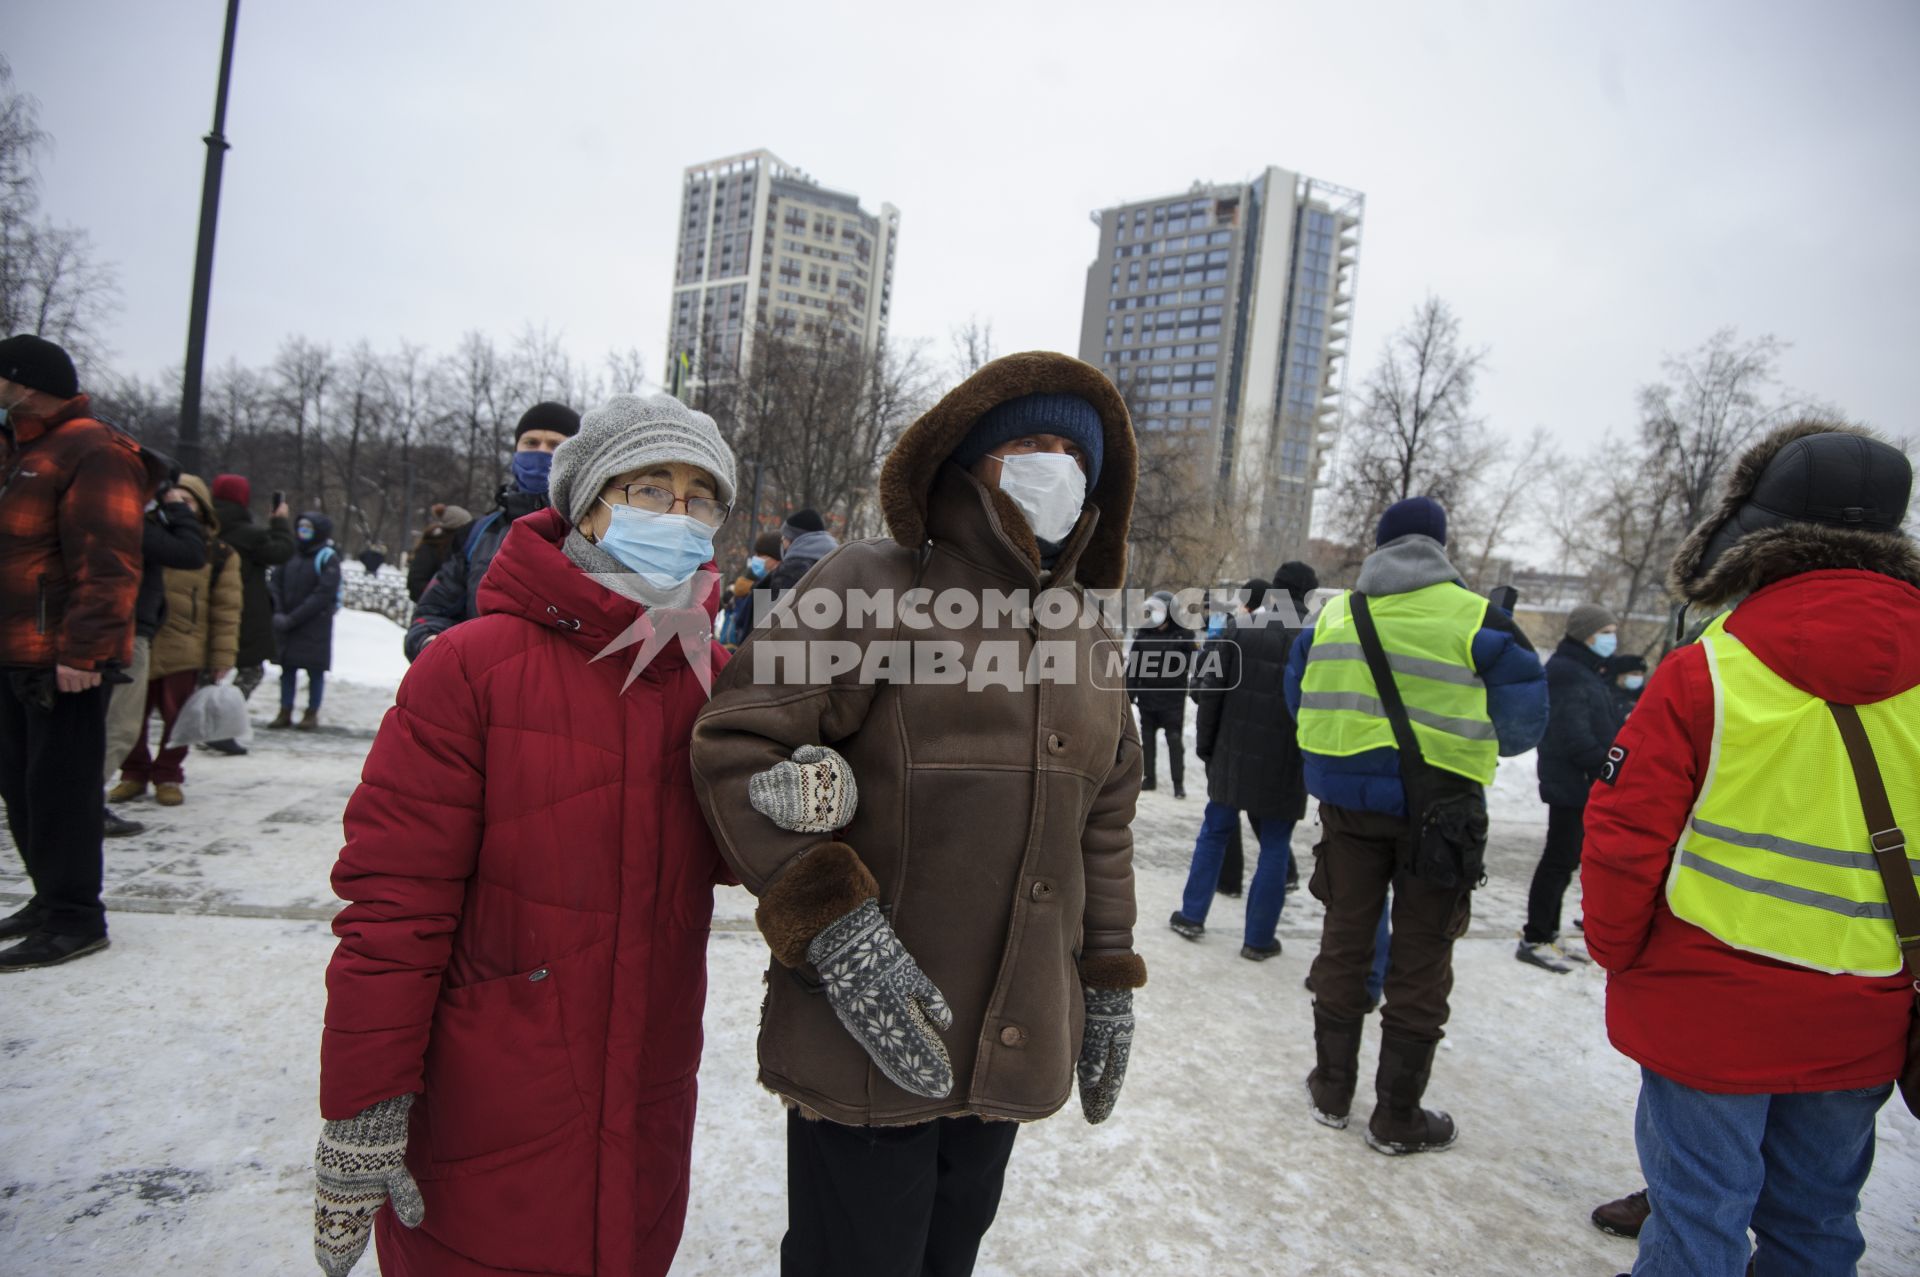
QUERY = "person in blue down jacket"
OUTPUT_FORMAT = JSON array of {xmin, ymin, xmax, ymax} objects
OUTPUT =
[{"xmin": 1283, "ymin": 496, "xmax": 1547, "ymax": 1155}]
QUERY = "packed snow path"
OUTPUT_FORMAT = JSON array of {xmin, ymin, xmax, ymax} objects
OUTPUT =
[{"xmin": 3, "ymin": 611, "xmax": 1916, "ymax": 1274}]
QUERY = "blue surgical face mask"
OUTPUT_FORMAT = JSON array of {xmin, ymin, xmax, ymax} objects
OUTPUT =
[
  {"xmin": 511, "ymin": 449, "xmax": 553, "ymax": 494},
  {"xmin": 1591, "ymin": 631, "xmax": 1619, "ymax": 659},
  {"xmin": 297, "ymin": 521, "xmax": 315, "ymax": 542},
  {"xmin": 595, "ymin": 503, "xmax": 714, "ymax": 587},
  {"xmin": 1623, "ymin": 673, "xmax": 1645, "ymax": 691},
  {"xmin": 747, "ymin": 555, "xmax": 769, "ymax": 580}
]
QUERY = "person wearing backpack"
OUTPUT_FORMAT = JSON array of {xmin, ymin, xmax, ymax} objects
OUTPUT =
[
  {"xmin": 1584, "ymin": 422, "xmax": 1919, "ymax": 1276},
  {"xmin": 404, "ymin": 403, "xmax": 578, "ymax": 660},
  {"xmin": 269, "ymin": 511, "xmax": 341, "ymax": 730},
  {"xmin": 108, "ymin": 474, "xmax": 242, "ymax": 807}
]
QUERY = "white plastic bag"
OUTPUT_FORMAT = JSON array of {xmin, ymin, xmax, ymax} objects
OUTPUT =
[{"xmin": 170, "ymin": 674, "xmax": 253, "ymax": 748}]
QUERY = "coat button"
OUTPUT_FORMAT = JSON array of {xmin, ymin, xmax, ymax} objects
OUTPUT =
[
  {"xmin": 1046, "ymin": 733, "xmax": 1065, "ymax": 755},
  {"xmin": 999, "ymin": 1025, "xmax": 1026, "ymax": 1047},
  {"xmin": 528, "ymin": 968, "xmax": 549, "ymax": 982},
  {"xmin": 1030, "ymin": 879, "xmax": 1054, "ymax": 901}
]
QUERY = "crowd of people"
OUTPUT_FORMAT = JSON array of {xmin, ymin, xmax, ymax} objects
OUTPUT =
[{"xmin": 2, "ymin": 327, "xmax": 1915, "ymax": 1277}]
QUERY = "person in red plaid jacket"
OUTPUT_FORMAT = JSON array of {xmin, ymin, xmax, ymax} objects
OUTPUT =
[{"xmin": 0, "ymin": 333, "xmax": 153, "ymax": 972}]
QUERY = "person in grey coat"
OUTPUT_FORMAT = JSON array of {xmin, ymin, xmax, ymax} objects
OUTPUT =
[{"xmin": 268, "ymin": 512, "xmax": 340, "ymax": 730}]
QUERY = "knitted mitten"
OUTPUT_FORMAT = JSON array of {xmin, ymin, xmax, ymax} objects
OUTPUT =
[
  {"xmin": 807, "ymin": 899, "xmax": 954, "ymax": 1098},
  {"xmin": 749, "ymin": 744, "xmax": 858, "ymax": 833},
  {"xmin": 1076, "ymin": 986, "xmax": 1135, "ymax": 1124},
  {"xmin": 313, "ymin": 1094, "xmax": 424, "ymax": 1276}
]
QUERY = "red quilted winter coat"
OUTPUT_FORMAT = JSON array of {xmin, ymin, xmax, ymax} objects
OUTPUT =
[
  {"xmin": 1583, "ymin": 570, "xmax": 1919, "ymax": 1093},
  {"xmin": 320, "ymin": 507, "xmax": 730, "ymax": 1276}
]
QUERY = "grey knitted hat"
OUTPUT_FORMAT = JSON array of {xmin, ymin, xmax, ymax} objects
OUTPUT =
[
  {"xmin": 549, "ymin": 393, "xmax": 738, "ymax": 525},
  {"xmin": 1566, "ymin": 601, "xmax": 1618, "ymax": 643}
]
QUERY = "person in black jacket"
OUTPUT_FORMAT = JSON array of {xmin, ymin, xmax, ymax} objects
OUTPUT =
[
  {"xmin": 269, "ymin": 512, "xmax": 342, "ymax": 730},
  {"xmin": 1127, "ymin": 589, "xmax": 1194, "ymax": 796},
  {"xmin": 1599, "ymin": 651, "xmax": 1648, "ymax": 720},
  {"xmin": 205, "ymin": 474, "xmax": 296, "ymax": 757},
  {"xmin": 405, "ymin": 505, "xmax": 472, "ymax": 603},
  {"xmin": 101, "ymin": 482, "xmax": 207, "ymax": 836},
  {"xmin": 1169, "ymin": 566, "xmax": 1315, "ymax": 961},
  {"xmin": 1520, "ymin": 601, "xmax": 1626, "ymax": 973},
  {"xmin": 404, "ymin": 404, "xmax": 578, "ymax": 661}
]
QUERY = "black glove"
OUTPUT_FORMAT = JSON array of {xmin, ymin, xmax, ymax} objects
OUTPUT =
[
  {"xmin": 273, "ymin": 613, "xmax": 291, "ymax": 634},
  {"xmin": 1077, "ymin": 986, "xmax": 1134, "ymax": 1124},
  {"xmin": 808, "ymin": 899, "xmax": 954, "ymax": 1098}
]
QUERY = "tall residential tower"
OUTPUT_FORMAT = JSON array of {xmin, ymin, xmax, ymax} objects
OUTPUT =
[
  {"xmin": 666, "ymin": 150, "xmax": 898, "ymax": 394},
  {"xmin": 1078, "ymin": 167, "xmax": 1362, "ymax": 558}
]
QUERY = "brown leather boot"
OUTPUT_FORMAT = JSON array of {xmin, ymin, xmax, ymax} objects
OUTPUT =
[
  {"xmin": 268, "ymin": 707, "xmax": 294, "ymax": 729},
  {"xmin": 297, "ymin": 707, "xmax": 319, "ymax": 731},
  {"xmin": 1365, "ymin": 1032, "xmax": 1457, "ymax": 1155},
  {"xmin": 1590, "ymin": 1189, "xmax": 1650, "ymax": 1238},
  {"xmin": 1307, "ymin": 1007, "xmax": 1365, "ymax": 1129}
]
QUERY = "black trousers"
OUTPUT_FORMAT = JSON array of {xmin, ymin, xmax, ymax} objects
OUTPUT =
[
  {"xmin": 1524, "ymin": 803, "xmax": 1585, "ymax": 943},
  {"xmin": 782, "ymin": 1109, "xmax": 1019, "ymax": 1277},
  {"xmin": 0, "ymin": 670, "xmax": 108, "ymax": 937},
  {"xmin": 1306, "ymin": 803, "xmax": 1469, "ymax": 1041},
  {"xmin": 1137, "ymin": 704, "xmax": 1184, "ymax": 788}
]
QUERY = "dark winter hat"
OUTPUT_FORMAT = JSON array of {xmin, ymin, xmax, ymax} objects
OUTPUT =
[
  {"xmin": 949, "ymin": 392, "xmax": 1104, "ymax": 488},
  {"xmin": 1566, "ymin": 602, "xmax": 1618, "ymax": 643},
  {"xmin": 752, "ymin": 530, "xmax": 784, "ymax": 558},
  {"xmin": 211, "ymin": 474, "xmax": 251, "ymax": 507},
  {"xmin": 1376, "ymin": 496, "xmax": 1448, "ymax": 547},
  {"xmin": 1240, "ymin": 577, "xmax": 1269, "ymax": 611},
  {"xmin": 0, "ymin": 333, "xmax": 78, "ymax": 399},
  {"xmin": 782, "ymin": 509, "xmax": 826, "ymax": 541},
  {"xmin": 514, "ymin": 401, "xmax": 581, "ymax": 442},
  {"xmin": 1270, "ymin": 560, "xmax": 1320, "ymax": 609},
  {"xmin": 1670, "ymin": 422, "xmax": 1915, "ymax": 606}
]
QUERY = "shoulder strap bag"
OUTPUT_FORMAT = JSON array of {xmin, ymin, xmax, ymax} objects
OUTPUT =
[
  {"xmin": 1827, "ymin": 701, "xmax": 1920, "ymax": 1119},
  {"xmin": 1350, "ymin": 592, "xmax": 1488, "ymax": 891}
]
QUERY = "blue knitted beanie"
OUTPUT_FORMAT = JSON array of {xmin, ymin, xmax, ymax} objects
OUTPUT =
[
  {"xmin": 1376, "ymin": 495, "xmax": 1448, "ymax": 547},
  {"xmin": 950, "ymin": 393, "xmax": 1104, "ymax": 488}
]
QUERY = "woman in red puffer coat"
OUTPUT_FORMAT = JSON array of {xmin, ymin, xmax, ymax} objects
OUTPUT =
[{"xmin": 314, "ymin": 394, "xmax": 738, "ymax": 1277}]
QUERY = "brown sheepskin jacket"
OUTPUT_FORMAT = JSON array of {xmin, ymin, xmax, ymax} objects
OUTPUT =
[
  {"xmin": 149, "ymin": 474, "xmax": 243, "ymax": 679},
  {"xmin": 691, "ymin": 351, "xmax": 1146, "ymax": 1127}
]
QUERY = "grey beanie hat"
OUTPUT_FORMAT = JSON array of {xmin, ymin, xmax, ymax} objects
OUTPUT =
[
  {"xmin": 1566, "ymin": 601, "xmax": 1618, "ymax": 643},
  {"xmin": 549, "ymin": 393, "xmax": 738, "ymax": 525}
]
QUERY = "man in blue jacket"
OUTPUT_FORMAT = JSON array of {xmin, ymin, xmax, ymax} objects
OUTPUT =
[{"xmin": 1286, "ymin": 496, "xmax": 1547, "ymax": 1155}]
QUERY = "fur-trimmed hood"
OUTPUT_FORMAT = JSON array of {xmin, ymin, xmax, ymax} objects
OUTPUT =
[
  {"xmin": 1669, "ymin": 419, "xmax": 1918, "ymax": 607},
  {"xmin": 879, "ymin": 351, "xmax": 1136, "ymax": 589}
]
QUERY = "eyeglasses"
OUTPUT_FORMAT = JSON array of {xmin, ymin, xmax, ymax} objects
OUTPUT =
[{"xmin": 605, "ymin": 482, "xmax": 731, "ymax": 528}]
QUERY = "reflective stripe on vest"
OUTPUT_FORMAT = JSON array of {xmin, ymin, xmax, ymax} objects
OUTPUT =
[
  {"xmin": 1667, "ymin": 615, "xmax": 1920, "ymax": 976},
  {"xmin": 1296, "ymin": 583, "xmax": 1496, "ymax": 785}
]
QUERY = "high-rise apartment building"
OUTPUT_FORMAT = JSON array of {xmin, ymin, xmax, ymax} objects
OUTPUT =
[
  {"xmin": 1078, "ymin": 168, "xmax": 1362, "ymax": 558},
  {"xmin": 666, "ymin": 150, "xmax": 898, "ymax": 393}
]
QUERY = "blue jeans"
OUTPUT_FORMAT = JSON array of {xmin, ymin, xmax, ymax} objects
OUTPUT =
[
  {"xmin": 1633, "ymin": 1067, "xmax": 1891, "ymax": 1277},
  {"xmin": 1181, "ymin": 801, "xmax": 1292, "ymax": 947},
  {"xmin": 280, "ymin": 668, "xmax": 325, "ymax": 712},
  {"xmin": 1366, "ymin": 899, "xmax": 1390, "ymax": 1004}
]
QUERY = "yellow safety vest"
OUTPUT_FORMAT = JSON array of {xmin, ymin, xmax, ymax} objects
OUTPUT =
[
  {"xmin": 1669, "ymin": 615, "xmax": 1920, "ymax": 976},
  {"xmin": 1297, "ymin": 583, "xmax": 1496, "ymax": 785}
]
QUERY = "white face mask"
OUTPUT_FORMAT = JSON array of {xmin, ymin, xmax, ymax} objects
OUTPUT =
[
  {"xmin": 1143, "ymin": 600, "xmax": 1168, "ymax": 626},
  {"xmin": 994, "ymin": 452, "xmax": 1087, "ymax": 544}
]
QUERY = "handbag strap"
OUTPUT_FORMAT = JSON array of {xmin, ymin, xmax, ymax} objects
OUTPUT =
[
  {"xmin": 1350, "ymin": 592, "xmax": 1426, "ymax": 768},
  {"xmin": 1827, "ymin": 702, "xmax": 1920, "ymax": 987}
]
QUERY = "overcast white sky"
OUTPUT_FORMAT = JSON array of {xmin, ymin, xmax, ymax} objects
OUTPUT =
[{"xmin": 9, "ymin": 0, "xmax": 1918, "ymax": 461}]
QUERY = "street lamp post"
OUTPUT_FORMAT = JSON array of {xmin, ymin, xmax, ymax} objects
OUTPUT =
[{"xmin": 177, "ymin": 0, "xmax": 242, "ymax": 476}]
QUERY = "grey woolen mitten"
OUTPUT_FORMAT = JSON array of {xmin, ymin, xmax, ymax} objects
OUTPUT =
[
  {"xmin": 313, "ymin": 1093, "xmax": 424, "ymax": 1276},
  {"xmin": 749, "ymin": 744, "xmax": 858, "ymax": 833},
  {"xmin": 807, "ymin": 899, "xmax": 954, "ymax": 1098},
  {"xmin": 1077, "ymin": 986, "xmax": 1134, "ymax": 1124}
]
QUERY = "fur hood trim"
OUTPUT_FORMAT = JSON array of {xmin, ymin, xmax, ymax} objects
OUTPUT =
[
  {"xmin": 1670, "ymin": 419, "xmax": 1917, "ymax": 606},
  {"xmin": 879, "ymin": 352, "xmax": 1136, "ymax": 589}
]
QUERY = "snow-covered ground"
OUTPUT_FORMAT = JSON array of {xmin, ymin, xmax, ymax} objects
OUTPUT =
[{"xmin": 3, "ymin": 609, "xmax": 1917, "ymax": 1275}]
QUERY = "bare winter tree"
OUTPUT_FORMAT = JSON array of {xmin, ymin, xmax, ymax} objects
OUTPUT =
[
  {"xmin": 949, "ymin": 317, "xmax": 996, "ymax": 380},
  {"xmin": 0, "ymin": 58, "xmax": 119, "ymax": 367},
  {"xmin": 1328, "ymin": 296, "xmax": 1491, "ymax": 550},
  {"xmin": 1640, "ymin": 329, "xmax": 1792, "ymax": 531},
  {"xmin": 604, "ymin": 345, "xmax": 648, "ymax": 396},
  {"xmin": 272, "ymin": 337, "xmax": 334, "ymax": 502}
]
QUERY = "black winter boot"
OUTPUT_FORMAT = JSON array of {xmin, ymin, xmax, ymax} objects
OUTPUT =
[
  {"xmin": 1365, "ymin": 1033, "xmax": 1457, "ymax": 1155},
  {"xmin": 1306, "ymin": 1008, "xmax": 1364, "ymax": 1129}
]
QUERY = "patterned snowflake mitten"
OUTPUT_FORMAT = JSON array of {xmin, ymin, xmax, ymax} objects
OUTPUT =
[
  {"xmin": 313, "ymin": 1093, "xmax": 424, "ymax": 1276},
  {"xmin": 1076, "ymin": 986, "xmax": 1135, "ymax": 1124},
  {"xmin": 807, "ymin": 898, "xmax": 954, "ymax": 1098},
  {"xmin": 749, "ymin": 744, "xmax": 858, "ymax": 833}
]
